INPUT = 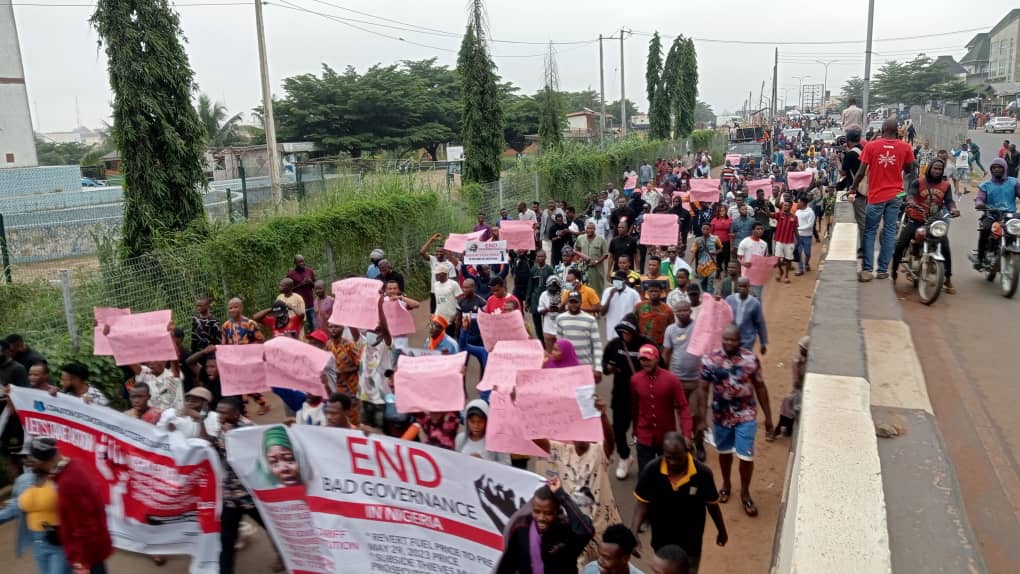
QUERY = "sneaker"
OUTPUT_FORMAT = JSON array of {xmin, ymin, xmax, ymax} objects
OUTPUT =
[
  {"xmin": 876, "ymin": 271, "xmax": 889, "ymax": 280},
  {"xmin": 858, "ymin": 271, "xmax": 873, "ymax": 282},
  {"xmin": 615, "ymin": 457, "xmax": 633, "ymax": 480}
]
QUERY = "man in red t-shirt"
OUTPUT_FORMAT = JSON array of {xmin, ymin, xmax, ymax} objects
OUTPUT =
[
  {"xmin": 772, "ymin": 202, "xmax": 798, "ymax": 283},
  {"xmin": 482, "ymin": 276, "xmax": 521, "ymax": 314},
  {"xmin": 850, "ymin": 119, "xmax": 915, "ymax": 281}
]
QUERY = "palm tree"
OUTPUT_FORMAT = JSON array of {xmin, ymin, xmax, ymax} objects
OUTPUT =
[{"xmin": 196, "ymin": 94, "xmax": 243, "ymax": 147}]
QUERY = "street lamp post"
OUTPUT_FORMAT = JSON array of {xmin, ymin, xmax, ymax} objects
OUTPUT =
[
  {"xmin": 815, "ymin": 60, "xmax": 839, "ymax": 113},
  {"xmin": 792, "ymin": 75, "xmax": 811, "ymax": 110}
]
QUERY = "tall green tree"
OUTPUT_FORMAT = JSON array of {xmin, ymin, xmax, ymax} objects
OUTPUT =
[
  {"xmin": 457, "ymin": 1, "xmax": 503, "ymax": 183},
  {"xmin": 662, "ymin": 37, "xmax": 683, "ymax": 139},
  {"xmin": 840, "ymin": 76, "xmax": 868, "ymax": 106},
  {"xmin": 676, "ymin": 37, "xmax": 698, "ymax": 138},
  {"xmin": 694, "ymin": 100, "xmax": 716, "ymax": 127},
  {"xmin": 91, "ymin": 0, "xmax": 207, "ymax": 257},
  {"xmin": 645, "ymin": 32, "xmax": 663, "ymax": 107},
  {"xmin": 34, "ymin": 139, "xmax": 94, "ymax": 166},
  {"xmin": 196, "ymin": 94, "xmax": 243, "ymax": 148},
  {"xmin": 538, "ymin": 43, "xmax": 565, "ymax": 150},
  {"xmin": 503, "ymin": 92, "xmax": 540, "ymax": 153},
  {"xmin": 646, "ymin": 32, "xmax": 669, "ymax": 139}
]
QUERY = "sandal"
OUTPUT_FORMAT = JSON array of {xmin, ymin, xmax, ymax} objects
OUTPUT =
[
  {"xmin": 742, "ymin": 496, "xmax": 759, "ymax": 517},
  {"xmin": 719, "ymin": 488, "xmax": 730, "ymax": 503},
  {"xmin": 783, "ymin": 278, "xmax": 791, "ymax": 284}
]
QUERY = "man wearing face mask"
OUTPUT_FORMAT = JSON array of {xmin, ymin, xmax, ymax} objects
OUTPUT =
[
  {"xmin": 538, "ymin": 276, "xmax": 565, "ymax": 350},
  {"xmin": 601, "ymin": 270, "xmax": 642, "ymax": 339},
  {"xmin": 561, "ymin": 268, "xmax": 601, "ymax": 315}
]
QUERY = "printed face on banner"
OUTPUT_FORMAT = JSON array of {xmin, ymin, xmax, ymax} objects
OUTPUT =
[
  {"xmin": 394, "ymin": 352, "xmax": 467, "ymax": 413},
  {"xmin": 226, "ymin": 426, "xmax": 545, "ymax": 574},
  {"xmin": 216, "ymin": 344, "xmax": 271, "ymax": 395},
  {"xmin": 689, "ymin": 178, "xmax": 722, "ymax": 203},
  {"xmin": 443, "ymin": 230, "xmax": 486, "ymax": 254},
  {"xmin": 93, "ymin": 307, "xmax": 130, "ymax": 356},
  {"xmin": 639, "ymin": 213, "xmax": 680, "ymax": 246},
  {"xmin": 329, "ymin": 277, "xmax": 382, "ymax": 330},
  {"xmin": 263, "ymin": 336, "xmax": 333, "ymax": 396},
  {"xmin": 499, "ymin": 220, "xmax": 537, "ymax": 251},
  {"xmin": 381, "ymin": 299, "xmax": 416, "ymax": 337},
  {"xmin": 476, "ymin": 339, "xmax": 545, "ymax": 392},
  {"xmin": 476, "ymin": 310, "xmax": 529, "ymax": 351},
  {"xmin": 105, "ymin": 309, "xmax": 177, "ymax": 366},
  {"xmin": 513, "ymin": 366, "xmax": 603, "ymax": 442},
  {"xmin": 12, "ymin": 388, "xmax": 222, "ymax": 572},
  {"xmin": 745, "ymin": 254, "xmax": 779, "ymax": 286},
  {"xmin": 686, "ymin": 296, "xmax": 735, "ymax": 357}
]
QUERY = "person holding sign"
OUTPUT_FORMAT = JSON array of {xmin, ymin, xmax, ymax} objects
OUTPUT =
[
  {"xmin": 425, "ymin": 316, "xmax": 459, "ymax": 355},
  {"xmin": 495, "ymin": 477, "xmax": 595, "ymax": 574},
  {"xmin": 554, "ymin": 291, "xmax": 603, "ymax": 378}
]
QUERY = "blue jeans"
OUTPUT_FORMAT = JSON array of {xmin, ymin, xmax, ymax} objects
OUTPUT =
[
  {"xmin": 30, "ymin": 531, "xmax": 72, "ymax": 574},
  {"xmin": 862, "ymin": 198, "xmax": 902, "ymax": 273},
  {"xmin": 796, "ymin": 235, "xmax": 813, "ymax": 273}
]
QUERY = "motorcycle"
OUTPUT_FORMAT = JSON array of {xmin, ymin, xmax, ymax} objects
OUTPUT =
[
  {"xmin": 969, "ymin": 208, "xmax": 1020, "ymax": 298},
  {"xmin": 898, "ymin": 206, "xmax": 955, "ymax": 305}
]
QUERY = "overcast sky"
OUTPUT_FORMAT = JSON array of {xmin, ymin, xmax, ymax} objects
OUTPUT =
[{"xmin": 12, "ymin": 0, "xmax": 1017, "ymax": 132}]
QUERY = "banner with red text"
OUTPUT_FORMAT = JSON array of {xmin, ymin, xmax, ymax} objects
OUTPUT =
[
  {"xmin": 11, "ymin": 388, "xmax": 222, "ymax": 574},
  {"xmin": 227, "ymin": 425, "xmax": 544, "ymax": 574}
]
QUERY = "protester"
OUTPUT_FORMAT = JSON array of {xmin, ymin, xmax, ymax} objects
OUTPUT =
[
  {"xmin": 662, "ymin": 300, "xmax": 707, "ymax": 461},
  {"xmin": 892, "ymin": 158, "xmax": 958, "ymax": 292},
  {"xmin": 425, "ymin": 315, "xmax": 459, "ymax": 355},
  {"xmin": 691, "ymin": 223, "xmax": 720, "ymax": 294},
  {"xmin": 602, "ymin": 314, "xmax": 652, "ymax": 480},
  {"xmin": 455, "ymin": 399, "xmax": 509, "ymax": 464},
  {"xmin": 312, "ymin": 281, "xmax": 334, "ymax": 332},
  {"xmin": 26, "ymin": 361, "xmax": 56, "ymax": 393},
  {"xmin": 562, "ymin": 268, "xmax": 602, "ymax": 315},
  {"xmin": 601, "ymin": 271, "xmax": 643, "ymax": 340},
  {"xmin": 125, "ymin": 382, "xmax": 163, "ymax": 424},
  {"xmin": 367, "ymin": 248, "xmax": 385, "ymax": 278},
  {"xmin": 659, "ymin": 245, "xmax": 692, "ymax": 290},
  {"xmin": 974, "ymin": 158, "xmax": 1020, "ymax": 268},
  {"xmin": 717, "ymin": 261, "xmax": 742, "ymax": 299},
  {"xmin": 640, "ymin": 256, "xmax": 670, "ymax": 300},
  {"xmin": 631, "ymin": 432, "xmax": 726, "ymax": 573},
  {"xmin": 770, "ymin": 336, "xmax": 809, "ymax": 441},
  {"xmin": 0, "ymin": 339, "xmax": 28, "ymax": 388},
  {"xmin": 495, "ymin": 477, "xmax": 595, "ymax": 574},
  {"xmin": 420, "ymin": 233, "xmax": 461, "ymax": 313},
  {"xmin": 575, "ymin": 221, "xmax": 610, "ymax": 295},
  {"xmin": 841, "ymin": 98, "xmax": 863, "ymax": 129},
  {"xmin": 710, "ymin": 204, "xmax": 732, "ymax": 279},
  {"xmin": 276, "ymin": 275, "xmax": 308, "ymax": 331},
  {"xmin": 0, "ymin": 436, "xmax": 64, "ymax": 573},
  {"xmin": 456, "ymin": 278, "xmax": 489, "ymax": 376},
  {"xmin": 26, "ymin": 436, "xmax": 114, "ymax": 574},
  {"xmin": 545, "ymin": 338, "xmax": 581, "ymax": 368},
  {"xmin": 772, "ymin": 202, "xmax": 797, "ymax": 283},
  {"xmin": 377, "ymin": 259, "xmax": 405, "ymax": 293},
  {"xmin": 405, "ymin": 411, "xmax": 461, "ymax": 450},
  {"xmin": 134, "ymin": 360, "xmax": 183, "ymax": 412},
  {"xmin": 57, "ymin": 362, "xmax": 109, "ymax": 406},
  {"xmin": 580, "ymin": 524, "xmax": 644, "ymax": 574},
  {"xmin": 484, "ymin": 277, "xmax": 520, "ymax": 314},
  {"xmin": 609, "ymin": 223, "xmax": 639, "ymax": 273},
  {"xmin": 630, "ymin": 345, "xmax": 693, "ymax": 473},
  {"xmin": 432, "ymin": 262, "xmax": 463, "ymax": 331},
  {"xmin": 701, "ymin": 326, "xmax": 773, "ymax": 517},
  {"xmin": 4, "ymin": 334, "xmax": 45, "ymax": 371},
  {"xmin": 634, "ymin": 281, "xmax": 672, "ymax": 347},
  {"xmin": 793, "ymin": 198, "xmax": 816, "ymax": 276},
  {"xmin": 254, "ymin": 299, "xmax": 302, "ymax": 340},
  {"xmin": 616, "ymin": 255, "xmax": 642, "ymax": 290},
  {"xmin": 726, "ymin": 278, "xmax": 768, "ymax": 356},
  {"xmin": 158, "ymin": 387, "xmax": 217, "ymax": 438},
  {"xmin": 555, "ymin": 291, "xmax": 603, "ymax": 375},
  {"xmin": 651, "ymin": 545, "xmax": 693, "ymax": 574},
  {"xmin": 525, "ymin": 250, "xmax": 555, "ymax": 340}
]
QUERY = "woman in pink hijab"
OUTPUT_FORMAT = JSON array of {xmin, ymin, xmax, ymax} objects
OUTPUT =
[{"xmin": 545, "ymin": 338, "xmax": 581, "ymax": 368}]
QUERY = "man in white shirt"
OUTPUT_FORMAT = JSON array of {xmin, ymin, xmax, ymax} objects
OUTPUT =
[
  {"xmin": 516, "ymin": 201, "xmax": 537, "ymax": 223},
  {"xmin": 157, "ymin": 387, "xmax": 218, "ymax": 438},
  {"xmin": 794, "ymin": 198, "xmax": 817, "ymax": 276},
  {"xmin": 136, "ymin": 361, "xmax": 183, "ymax": 412},
  {"xmin": 737, "ymin": 222, "xmax": 769, "ymax": 298},
  {"xmin": 432, "ymin": 263, "xmax": 462, "ymax": 328},
  {"xmin": 841, "ymin": 98, "xmax": 864, "ymax": 129},
  {"xmin": 600, "ymin": 270, "xmax": 642, "ymax": 340},
  {"xmin": 419, "ymin": 233, "xmax": 461, "ymax": 312}
]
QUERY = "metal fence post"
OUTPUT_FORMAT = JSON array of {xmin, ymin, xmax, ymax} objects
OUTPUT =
[
  {"xmin": 59, "ymin": 269, "xmax": 79, "ymax": 351},
  {"xmin": 226, "ymin": 188, "xmax": 234, "ymax": 224},
  {"xmin": 498, "ymin": 179, "xmax": 504, "ymax": 211},
  {"xmin": 534, "ymin": 171, "xmax": 540, "ymax": 201},
  {"xmin": 0, "ymin": 213, "xmax": 11, "ymax": 283},
  {"xmin": 239, "ymin": 159, "xmax": 249, "ymax": 219}
]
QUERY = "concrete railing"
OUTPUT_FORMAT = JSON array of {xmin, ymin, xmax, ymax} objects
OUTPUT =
[{"xmin": 771, "ymin": 200, "xmax": 986, "ymax": 573}]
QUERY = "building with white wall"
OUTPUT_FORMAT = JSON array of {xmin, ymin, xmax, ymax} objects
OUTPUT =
[
  {"xmin": 988, "ymin": 9, "xmax": 1020, "ymax": 84},
  {"xmin": 0, "ymin": 2, "xmax": 38, "ymax": 168}
]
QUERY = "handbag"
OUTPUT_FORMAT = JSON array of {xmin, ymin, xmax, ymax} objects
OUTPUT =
[
  {"xmin": 43, "ymin": 524, "xmax": 61, "ymax": 546},
  {"xmin": 694, "ymin": 239, "xmax": 717, "ymax": 277}
]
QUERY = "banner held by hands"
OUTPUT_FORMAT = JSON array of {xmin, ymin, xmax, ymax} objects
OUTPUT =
[{"xmin": 329, "ymin": 278, "xmax": 382, "ymax": 330}]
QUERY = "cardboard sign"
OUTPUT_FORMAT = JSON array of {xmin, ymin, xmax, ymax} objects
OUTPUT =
[
  {"xmin": 787, "ymin": 170, "xmax": 814, "ymax": 190},
  {"xmin": 381, "ymin": 299, "xmax": 416, "ymax": 337},
  {"xmin": 639, "ymin": 213, "xmax": 680, "ymax": 246},
  {"xmin": 216, "ymin": 344, "xmax": 271, "ymax": 396},
  {"xmin": 443, "ymin": 230, "xmax": 486, "ymax": 254},
  {"xmin": 513, "ymin": 366, "xmax": 603, "ymax": 442},
  {"xmin": 745, "ymin": 254, "xmax": 779, "ymax": 286},
  {"xmin": 476, "ymin": 339, "xmax": 545, "ymax": 392},
  {"xmin": 686, "ymin": 296, "xmax": 735, "ymax": 357},
  {"xmin": 394, "ymin": 352, "xmax": 467, "ymax": 413},
  {"xmin": 329, "ymin": 278, "xmax": 382, "ymax": 330},
  {"xmin": 689, "ymin": 178, "xmax": 721, "ymax": 203},
  {"xmin": 476, "ymin": 310, "xmax": 530, "ymax": 352},
  {"xmin": 93, "ymin": 306, "xmax": 130, "ymax": 356},
  {"xmin": 263, "ymin": 336, "xmax": 333, "ymax": 396},
  {"xmin": 106, "ymin": 310, "xmax": 177, "ymax": 366},
  {"xmin": 498, "ymin": 220, "xmax": 537, "ymax": 251}
]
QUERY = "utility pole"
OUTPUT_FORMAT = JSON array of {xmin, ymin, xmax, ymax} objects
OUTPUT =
[
  {"xmin": 619, "ymin": 28, "xmax": 627, "ymax": 136},
  {"xmin": 862, "ymin": 0, "xmax": 875, "ymax": 116},
  {"xmin": 748, "ymin": 91, "xmax": 752, "ymax": 121},
  {"xmin": 793, "ymin": 75, "xmax": 811, "ymax": 109},
  {"xmin": 815, "ymin": 59, "xmax": 839, "ymax": 113},
  {"xmin": 771, "ymin": 48, "xmax": 778, "ymax": 120},
  {"xmin": 758, "ymin": 80, "xmax": 765, "ymax": 121},
  {"xmin": 599, "ymin": 34, "xmax": 606, "ymax": 148},
  {"xmin": 255, "ymin": 0, "xmax": 282, "ymax": 209}
]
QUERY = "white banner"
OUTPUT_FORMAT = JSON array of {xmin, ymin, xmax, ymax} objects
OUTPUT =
[
  {"xmin": 463, "ymin": 240, "xmax": 509, "ymax": 265},
  {"xmin": 10, "ymin": 388, "xmax": 223, "ymax": 574},
  {"xmin": 226, "ymin": 425, "xmax": 544, "ymax": 574}
]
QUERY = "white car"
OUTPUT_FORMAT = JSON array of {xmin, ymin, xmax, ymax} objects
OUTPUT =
[{"xmin": 985, "ymin": 117, "xmax": 1017, "ymax": 133}]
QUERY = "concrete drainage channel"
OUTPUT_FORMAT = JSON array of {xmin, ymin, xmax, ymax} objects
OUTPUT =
[{"xmin": 770, "ymin": 201, "xmax": 987, "ymax": 573}]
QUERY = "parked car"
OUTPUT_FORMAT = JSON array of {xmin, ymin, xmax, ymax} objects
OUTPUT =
[
  {"xmin": 985, "ymin": 116, "xmax": 1018, "ymax": 133},
  {"xmin": 819, "ymin": 130, "xmax": 837, "ymax": 145},
  {"xmin": 81, "ymin": 177, "xmax": 102, "ymax": 187}
]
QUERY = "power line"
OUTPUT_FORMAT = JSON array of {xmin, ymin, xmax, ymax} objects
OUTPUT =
[
  {"xmin": 1, "ymin": 1, "xmax": 251, "ymax": 4},
  {"xmin": 631, "ymin": 26, "xmax": 990, "ymax": 45}
]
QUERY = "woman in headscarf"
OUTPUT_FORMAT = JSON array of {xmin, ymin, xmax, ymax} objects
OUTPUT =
[
  {"xmin": 544, "ymin": 338, "xmax": 580, "ymax": 369},
  {"xmin": 262, "ymin": 425, "xmax": 302, "ymax": 487}
]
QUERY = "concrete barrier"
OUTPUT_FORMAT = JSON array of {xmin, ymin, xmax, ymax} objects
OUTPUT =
[{"xmin": 771, "ymin": 201, "xmax": 986, "ymax": 573}]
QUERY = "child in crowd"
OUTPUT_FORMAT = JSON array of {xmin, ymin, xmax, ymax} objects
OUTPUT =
[
  {"xmin": 770, "ymin": 336, "xmax": 809, "ymax": 440},
  {"xmin": 293, "ymin": 394, "xmax": 325, "ymax": 426},
  {"xmin": 455, "ymin": 399, "xmax": 510, "ymax": 464}
]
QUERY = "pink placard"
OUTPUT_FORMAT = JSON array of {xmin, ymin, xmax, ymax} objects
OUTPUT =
[
  {"xmin": 639, "ymin": 213, "xmax": 680, "ymax": 246},
  {"xmin": 787, "ymin": 171, "xmax": 814, "ymax": 189},
  {"xmin": 725, "ymin": 154, "xmax": 742, "ymax": 166},
  {"xmin": 263, "ymin": 336, "xmax": 332, "ymax": 396},
  {"xmin": 476, "ymin": 339, "xmax": 545, "ymax": 392},
  {"xmin": 216, "ymin": 344, "xmax": 271, "ymax": 396},
  {"xmin": 442, "ymin": 230, "xmax": 486, "ymax": 254},
  {"xmin": 93, "ymin": 307, "xmax": 130, "ymax": 356},
  {"xmin": 329, "ymin": 278, "xmax": 382, "ymax": 330},
  {"xmin": 498, "ymin": 220, "xmax": 537, "ymax": 251},
  {"xmin": 745, "ymin": 255, "xmax": 779, "ymax": 286},
  {"xmin": 486, "ymin": 390, "xmax": 550, "ymax": 456},
  {"xmin": 514, "ymin": 366, "xmax": 603, "ymax": 442},
  {"xmin": 745, "ymin": 178, "xmax": 772, "ymax": 193},
  {"xmin": 106, "ymin": 310, "xmax": 177, "ymax": 366},
  {"xmin": 689, "ymin": 178, "xmax": 721, "ymax": 203},
  {"xmin": 686, "ymin": 296, "xmax": 735, "ymax": 357},
  {"xmin": 381, "ymin": 299, "xmax": 416, "ymax": 337},
  {"xmin": 394, "ymin": 352, "xmax": 467, "ymax": 413},
  {"xmin": 476, "ymin": 310, "xmax": 530, "ymax": 352}
]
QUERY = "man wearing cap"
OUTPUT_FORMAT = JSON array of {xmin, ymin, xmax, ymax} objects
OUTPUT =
[
  {"xmin": 158, "ymin": 386, "xmax": 217, "ymax": 438},
  {"xmin": 629, "ymin": 344, "xmax": 693, "ymax": 473},
  {"xmin": 601, "ymin": 270, "xmax": 642, "ymax": 340},
  {"xmin": 602, "ymin": 313, "xmax": 653, "ymax": 479},
  {"xmin": 420, "ymin": 233, "xmax": 462, "ymax": 313},
  {"xmin": 367, "ymin": 248, "xmax": 385, "ymax": 278},
  {"xmin": 425, "ymin": 316, "xmax": 459, "ymax": 355},
  {"xmin": 700, "ymin": 325, "xmax": 773, "ymax": 516},
  {"xmin": 27, "ymin": 436, "xmax": 113, "ymax": 573},
  {"xmin": 555, "ymin": 291, "xmax": 603, "ymax": 376},
  {"xmin": 308, "ymin": 328, "xmax": 341, "ymax": 396},
  {"xmin": 0, "ymin": 434, "xmax": 46, "ymax": 567}
]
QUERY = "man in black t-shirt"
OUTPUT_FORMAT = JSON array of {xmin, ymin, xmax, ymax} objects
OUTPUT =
[
  {"xmin": 631, "ymin": 432, "xmax": 727, "ymax": 572},
  {"xmin": 456, "ymin": 278, "xmax": 489, "ymax": 378},
  {"xmin": 840, "ymin": 126, "xmax": 866, "ymax": 257},
  {"xmin": 609, "ymin": 222, "xmax": 639, "ymax": 272}
]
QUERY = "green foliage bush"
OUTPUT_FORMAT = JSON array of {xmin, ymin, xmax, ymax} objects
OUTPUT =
[{"xmin": 690, "ymin": 129, "xmax": 715, "ymax": 154}]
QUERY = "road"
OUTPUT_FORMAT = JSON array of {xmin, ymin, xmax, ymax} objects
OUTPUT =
[{"xmin": 898, "ymin": 128, "xmax": 1020, "ymax": 573}]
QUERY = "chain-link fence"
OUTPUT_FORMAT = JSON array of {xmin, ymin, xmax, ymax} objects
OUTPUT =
[{"xmin": 910, "ymin": 106, "xmax": 969, "ymax": 152}]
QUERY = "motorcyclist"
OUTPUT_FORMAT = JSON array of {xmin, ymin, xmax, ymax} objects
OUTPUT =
[
  {"xmin": 892, "ymin": 159, "xmax": 959, "ymax": 292},
  {"xmin": 974, "ymin": 158, "xmax": 1020, "ymax": 269}
]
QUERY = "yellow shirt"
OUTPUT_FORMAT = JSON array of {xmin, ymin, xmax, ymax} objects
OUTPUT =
[
  {"xmin": 276, "ymin": 293, "xmax": 306, "ymax": 318},
  {"xmin": 18, "ymin": 481, "xmax": 60, "ymax": 531},
  {"xmin": 560, "ymin": 284, "xmax": 601, "ymax": 311}
]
